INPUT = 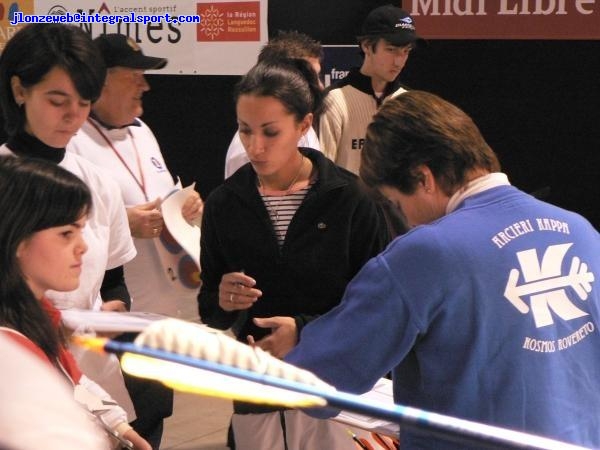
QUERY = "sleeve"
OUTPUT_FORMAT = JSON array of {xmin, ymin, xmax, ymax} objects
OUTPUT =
[
  {"xmin": 197, "ymin": 195, "xmax": 239, "ymax": 329},
  {"xmin": 293, "ymin": 314, "xmax": 319, "ymax": 335},
  {"xmin": 291, "ymin": 185, "xmax": 389, "ymax": 337},
  {"xmin": 100, "ymin": 266, "xmax": 131, "ymax": 309},
  {"xmin": 101, "ymin": 175, "xmax": 137, "ymax": 270},
  {"xmin": 318, "ymin": 91, "xmax": 345, "ymax": 163},
  {"xmin": 66, "ymin": 153, "xmax": 136, "ymax": 270},
  {"xmin": 78, "ymin": 374, "xmax": 131, "ymax": 431},
  {"xmin": 347, "ymin": 188, "xmax": 391, "ymax": 276},
  {"xmin": 285, "ymin": 256, "xmax": 417, "ymax": 396},
  {"xmin": 0, "ymin": 335, "xmax": 108, "ymax": 450},
  {"xmin": 1, "ymin": 328, "xmax": 131, "ymax": 435}
]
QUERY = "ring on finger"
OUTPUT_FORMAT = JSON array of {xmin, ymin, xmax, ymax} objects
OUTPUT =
[{"xmin": 229, "ymin": 293, "xmax": 234, "ymax": 303}]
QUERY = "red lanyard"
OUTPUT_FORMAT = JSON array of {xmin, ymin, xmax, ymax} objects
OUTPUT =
[{"xmin": 87, "ymin": 118, "xmax": 148, "ymax": 201}]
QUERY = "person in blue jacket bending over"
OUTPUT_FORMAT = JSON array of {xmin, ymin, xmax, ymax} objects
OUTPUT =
[{"xmin": 286, "ymin": 90, "xmax": 600, "ymax": 449}]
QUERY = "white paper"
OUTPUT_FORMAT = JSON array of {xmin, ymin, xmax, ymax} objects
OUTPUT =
[
  {"xmin": 334, "ymin": 377, "xmax": 400, "ymax": 436},
  {"xmin": 160, "ymin": 183, "xmax": 201, "ymax": 268}
]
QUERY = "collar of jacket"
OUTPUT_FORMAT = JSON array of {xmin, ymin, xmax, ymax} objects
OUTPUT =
[
  {"xmin": 224, "ymin": 147, "xmax": 350, "ymax": 203},
  {"xmin": 329, "ymin": 67, "xmax": 406, "ymax": 103}
]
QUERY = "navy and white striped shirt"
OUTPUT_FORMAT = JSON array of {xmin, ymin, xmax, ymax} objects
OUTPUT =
[{"xmin": 261, "ymin": 184, "xmax": 313, "ymax": 245}]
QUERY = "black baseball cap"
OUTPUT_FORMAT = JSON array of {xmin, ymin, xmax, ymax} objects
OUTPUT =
[
  {"xmin": 359, "ymin": 4, "xmax": 424, "ymax": 47},
  {"xmin": 94, "ymin": 34, "xmax": 168, "ymax": 70}
]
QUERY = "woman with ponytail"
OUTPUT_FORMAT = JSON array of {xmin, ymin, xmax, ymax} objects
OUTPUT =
[{"xmin": 198, "ymin": 58, "xmax": 389, "ymax": 449}]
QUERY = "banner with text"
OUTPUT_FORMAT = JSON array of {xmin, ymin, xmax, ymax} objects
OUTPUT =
[
  {"xmin": 321, "ymin": 45, "xmax": 362, "ymax": 88},
  {"xmin": 404, "ymin": 0, "xmax": 600, "ymax": 39},
  {"xmin": 21, "ymin": 0, "xmax": 268, "ymax": 74}
]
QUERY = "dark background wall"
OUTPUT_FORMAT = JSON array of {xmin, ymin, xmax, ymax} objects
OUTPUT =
[
  {"xmin": 4, "ymin": 1, "xmax": 596, "ymax": 228},
  {"xmin": 142, "ymin": 0, "xmax": 599, "ymax": 229}
]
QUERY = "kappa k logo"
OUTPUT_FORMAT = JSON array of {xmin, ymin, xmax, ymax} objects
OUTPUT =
[{"xmin": 504, "ymin": 243, "xmax": 595, "ymax": 328}]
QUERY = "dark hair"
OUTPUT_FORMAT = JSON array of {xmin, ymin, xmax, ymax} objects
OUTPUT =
[
  {"xmin": 0, "ymin": 155, "xmax": 92, "ymax": 360},
  {"xmin": 361, "ymin": 91, "xmax": 501, "ymax": 195},
  {"xmin": 259, "ymin": 30, "xmax": 322, "ymax": 63},
  {"xmin": 356, "ymin": 36, "xmax": 383, "ymax": 54},
  {"xmin": 356, "ymin": 37, "xmax": 414, "ymax": 59},
  {"xmin": 0, "ymin": 24, "xmax": 106, "ymax": 135},
  {"xmin": 234, "ymin": 58, "xmax": 324, "ymax": 121}
]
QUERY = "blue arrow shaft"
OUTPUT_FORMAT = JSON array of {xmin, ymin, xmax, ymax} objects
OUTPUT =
[{"xmin": 104, "ymin": 340, "xmax": 585, "ymax": 450}]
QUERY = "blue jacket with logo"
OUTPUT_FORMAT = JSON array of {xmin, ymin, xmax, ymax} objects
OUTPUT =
[{"xmin": 286, "ymin": 185, "xmax": 600, "ymax": 449}]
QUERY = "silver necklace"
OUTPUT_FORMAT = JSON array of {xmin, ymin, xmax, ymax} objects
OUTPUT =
[{"xmin": 258, "ymin": 155, "xmax": 305, "ymax": 225}]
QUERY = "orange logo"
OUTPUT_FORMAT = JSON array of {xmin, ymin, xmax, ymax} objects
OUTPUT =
[{"xmin": 197, "ymin": 2, "xmax": 260, "ymax": 42}]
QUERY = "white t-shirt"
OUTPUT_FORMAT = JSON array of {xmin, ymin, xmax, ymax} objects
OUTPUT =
[
  {"xmin": 0, "ymin": 145, "xmax": 136, "ymax": 310},
  {"xmin": 69, "ymin": 118, "xmax": 199, "ymax": 318},
  {"xmin": 224, "ymin": 126, "xmax": 321, "ymax": 179}
]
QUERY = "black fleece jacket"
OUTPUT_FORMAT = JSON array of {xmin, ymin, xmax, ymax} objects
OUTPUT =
[{"xmin": 198, "ymin": 148, "xmax": 389, "ymax": 341}]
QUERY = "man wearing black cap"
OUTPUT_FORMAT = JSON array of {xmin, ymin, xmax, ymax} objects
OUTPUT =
[
  {"xmin": 319, "ymin": 4, "xmax": 423, "ymax": 176},
  {"xmin": 68, "ymin": 34, "xmax": 203, "ymax": 450},
  {"xmin": 319, "ymin": 4, "xmax": 423, "ymax": 237}
]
